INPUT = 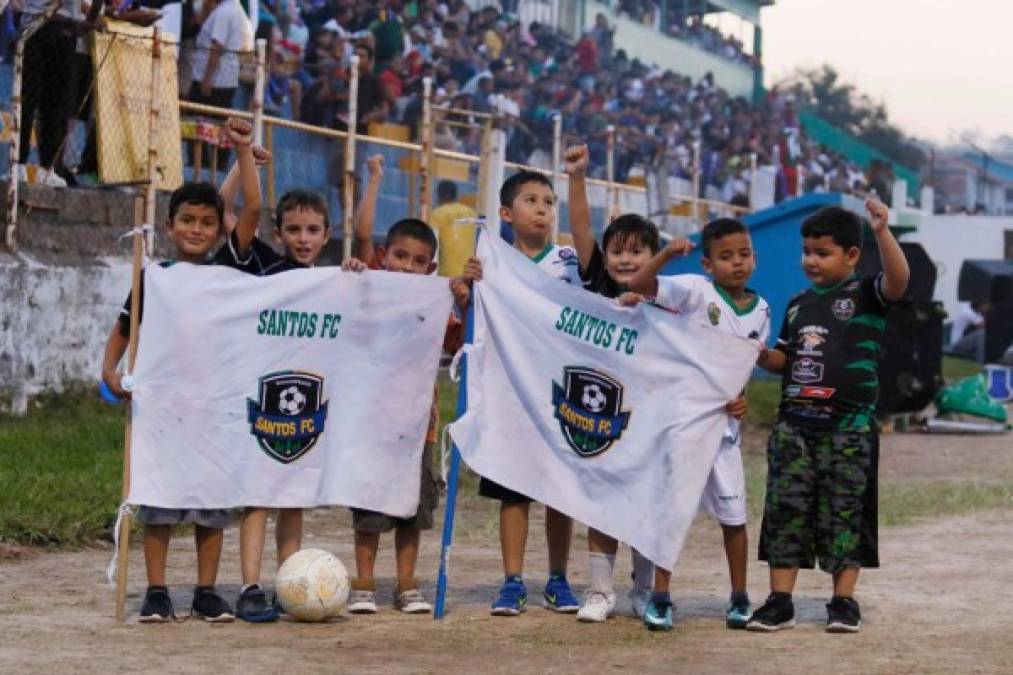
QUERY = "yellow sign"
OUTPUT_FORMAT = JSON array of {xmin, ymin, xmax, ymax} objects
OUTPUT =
[{"xmin": 92, "ymin": 21, "xmax": 183, "ymax": 188}]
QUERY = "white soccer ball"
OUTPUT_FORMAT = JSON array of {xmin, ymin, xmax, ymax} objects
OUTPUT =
[
  {"xmin": 275, "ymin": 548, "xmax": 350, "ymax": 622},
  {"xmin": 278, "ymin": 386, "xmax": 307, "ymax": 415},
  {"xmin": 581, "ymin": 383, "xmax": 608, "ymax": 413}
]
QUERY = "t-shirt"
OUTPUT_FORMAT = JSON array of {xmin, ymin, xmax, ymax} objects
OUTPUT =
[
  {"xmin": 578, "ymin": 242, "xmax": 622, "ymax": 299},
  {"xmin": 655, "ymin": 273, "xmax": 771, "ymax": 441},
  {"xmin": 213, "ymin": 230, "xmax": 307, "ymax": 276},
  {"xmin": 190, "ymin": 0, "xmax": 253, "ymax": 89},
  {"xmin": 529, "ymin": 243, "xmax": 581, "ymax": 285},
  {"xmin": 430, "ymin": 201, "xmax": 477, "ymax": 236},
  {"xmin": 775, "ymin": 274, "xmax": 890, "ymax": 430}
]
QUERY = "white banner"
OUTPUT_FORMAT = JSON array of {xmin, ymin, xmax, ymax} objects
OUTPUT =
[
  {"xmin": 449, "ymin": 231, "xmax": 760, "ymax": 570},
  {"xmin": 128, "ymin": 263, "xmax": 453, "ymax": 515}
]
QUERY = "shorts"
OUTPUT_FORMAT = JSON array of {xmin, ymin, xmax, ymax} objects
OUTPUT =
[
  {"xmin": 135, "ymin": 506, "xmax": 234, "ymax": 529},
  {"xmin": 758, "ymin": 420, "xmax": 879, "ymax": 573},
  {"xmin": 352, "ymin": 443, "xmax": 440, "ymax": 533},
  {"xmin": 699, "ymin": 437, "xmax": 747, "ymax": 526},
  {"xmin": 478, "ymin": 476, "xmax": 532, "ymax": 504}
]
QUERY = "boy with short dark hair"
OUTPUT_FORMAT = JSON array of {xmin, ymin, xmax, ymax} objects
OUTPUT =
[
  {"xmin": 626, "ymin": 217, "xmax": 770, "ymax": 631},
  {"xmin": 747, "ymin": 199, "xmax": 909, "ymax": 633},
  {"xmin": 100, "ymin": 119, "xmax": 262, "ymax": 623}
]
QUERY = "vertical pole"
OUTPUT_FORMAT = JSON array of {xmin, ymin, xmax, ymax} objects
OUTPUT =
[
  {"xmin": 605, "ymin": 124, "xmax": 617, "ymax": 222},
  {"xmin": 551, "ymin": 113, "xmax": 562, "ymax": 244},
  {"xmin": 691, "ymin": 139, "xmax": 701, "ymax": 225},
  {"xmin": 4, "ymin": 36, "xmax": 24, "ymax": 252},
  {"xmin": 115, "ymin": 196, "xmax": 146, "ymax": 623},
  {"xmin": 252, "ymin": 38, "xmax": 267, "ymax": 145},
  {"xmin": 475, "ymin": 118, "xmax": 491, "ymax": 217},
  {"xmin": 419, "ymin": 76, "xmax": 433, "ymax": 223},
  {"xmin": 265, "ymin": 121, "xmax": 276, "ymax": 216},
  {"xmin": 145, "ymin": 29, "xmax": 162, "ymax": 254},
  {"xmin": 342, "ymin": 54, "xmax": 360, "ymax": 261}
]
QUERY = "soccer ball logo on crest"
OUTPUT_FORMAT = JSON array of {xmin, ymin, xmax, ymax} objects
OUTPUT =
[
  {"xmin": 581, "ymin": 383, "xmax": 608, "ymax": 413},
  {"xmin": 552, "ymin": 366, "xmax": 631, "ymax": 458},
  {"xmin": 279, "ymin": 386, "xmax": 307, "ymax": 415}
]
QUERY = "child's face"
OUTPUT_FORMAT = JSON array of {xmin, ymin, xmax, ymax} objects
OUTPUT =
[
  {"xmin": 276, "ymin": 207, "xmax": 330, "ymax": 266},
  {"xmin": 801, "ymin": 235, "xmax": 859, "ymax": 287},
  {"xmin": 501, "ymin": 181, "xmax": 556, "ymax": 245},
  {"xmin": 167, "ymin": 202, "xmax": 222, "ymax": 262},
  {"xmin": 604, "ymin": 234, "xmax": 653, "ymax": 286},
  {"xmin": 702, "ymin": 231, "xmax": 756, "ymax": 290},
  {"xmin": 379, "ymin": 235, "xmax": 436, "ymax": 275}
]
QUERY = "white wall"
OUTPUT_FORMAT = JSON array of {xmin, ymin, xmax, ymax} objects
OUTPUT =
[{"xmin": 903, "ymin": 215, "xmax": 1013, "ymax": 320}]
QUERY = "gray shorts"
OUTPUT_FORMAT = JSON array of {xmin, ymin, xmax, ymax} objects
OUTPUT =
[
  {"xmin": 135, "ymin": 506, "xmax": 234, "ymax": 529},
  {"xmin": 352, "ymin": 443, "xmax": 441, "ymax": 533}
]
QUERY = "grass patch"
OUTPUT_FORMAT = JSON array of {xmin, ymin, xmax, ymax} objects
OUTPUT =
[
  {"xmin": 0, "ymin": 389, "xmax": 125, "ymax": 545},
  {"xmin": 879, "ymin": 481, "xmax": 1013, "ymax": 527}
]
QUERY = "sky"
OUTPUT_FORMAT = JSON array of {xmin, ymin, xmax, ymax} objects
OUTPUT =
[{"xmin": 759, "ymin": 0, "xmax": 1013, "ymax": 146}]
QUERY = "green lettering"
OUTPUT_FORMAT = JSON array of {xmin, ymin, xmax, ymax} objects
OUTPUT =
[
  {"xmin": 307, "ymin": 313, "xmax": 318, "ymax": 338},
  {"xmin": 555, "ymin": 306, "xmax": 571, "ymax": 331},
  {"xmin": 266, "ymin": 310, "xmax": 278, "ymax": 336},
  {"xmin": 563, "ymin": 310, "xmax": 579, "ymax": 335},
  {"xmin": 574, "ymin": 312, "xmax": 590, "ymax": 338},
  {"xmin": 257, "ymin": 310, "xmax": 268, "ymax": 335}
]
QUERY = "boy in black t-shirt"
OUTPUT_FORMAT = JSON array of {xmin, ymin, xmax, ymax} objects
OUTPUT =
[{"xmin": 748, "ymin": 199, "xmax": 909, "ymax": 633}]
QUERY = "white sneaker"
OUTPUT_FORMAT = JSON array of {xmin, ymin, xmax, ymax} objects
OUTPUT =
[
  {"xmin": 577, "ymin": 590, "xmax": 616, "ymax": 623},
  {"xmin": 347, "ymin": 589, "xmax": 378, "ymax": 614},
  {"xmin": 628, "ymin": 587, "xmax": 652, "ymax": 618},
  {"xmin": 35, "ymin": 168, "xmax": 67, "ymax": 188},
  {"xmin": 394, "ymin": 587, "xmax": 432, "ymax": 614}
]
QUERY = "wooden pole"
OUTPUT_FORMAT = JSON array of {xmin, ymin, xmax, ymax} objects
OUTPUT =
[
  {"xmin": 4, "ymin": 36, "xmax": 24, "ymax": 252},
  {"xmin": 342, "ymin": 54, "xmax": 360, "ymax": 261},
  {"xmin": 605, "ymin": 125, "xmax": 618, "ymax": 222},
  {"xmin": 265, "ymin": 121, "xmax": 276, "ymax": 216},
  {"xmin": 691, "ymin": 139, "xmax": 701, "ymax": 225},
  {"xmin": 115, "ymin": 196, "xmax": 146, "ymax": 623},
  {"xmin": 419, "ymin": 77, "xmax": 433, "ymax": 223},
  {"xmin": 551, "ymin": 113, "xmax": 561, "ymax": 244},
  {"xmin": 252, "ymin": 39, "xmax": 266, "ymax": 145},
  {"xmin": 145, "ymin": 28, "xmax": 162, "ymax": 253}
]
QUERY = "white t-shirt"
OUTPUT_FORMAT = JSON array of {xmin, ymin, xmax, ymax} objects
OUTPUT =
[
  {"xmin": 655, "ymin": 273, "xmax": 770, "ymax": 440},
  {"xmin": 191, "ymin": 0, "xmax": 253, "ymax": 89},
  {"xmin": 529, "ymin": 243, "xmax": 582, "ymax": 285}
]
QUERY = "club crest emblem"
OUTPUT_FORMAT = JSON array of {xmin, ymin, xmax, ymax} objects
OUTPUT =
[
  {"xmin": 832, "ymin": 298, "xmax": 856, "ymax": 321},
  {"xmin": 247, "ymin": 371, "xmax": 329, "ymax": 463},
  {"xmin": 791, "ymin": 357, "xmax": 824, "ymax": 384},
  {"xmin": 797, "ymin": 324, "xmax": 829, "ymax": 355},
  {"xmin": 552, "ymin": 367, "xmax": 631, "ymax": 458},
  {"xmin": 707, "ymin": 302, "xmax": 721, "ymax": 326}
]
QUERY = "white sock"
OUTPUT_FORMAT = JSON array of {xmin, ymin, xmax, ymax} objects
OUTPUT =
[
  {"xmin": 631, "ymin": 549, "xmax": 654, "ymax": 593},
  {"xmin": 588, "ymin": 552, "xmax": 616, "ymax": 594}
]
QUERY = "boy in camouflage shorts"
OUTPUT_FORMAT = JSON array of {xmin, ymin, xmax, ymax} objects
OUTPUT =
[{"xmin": 749, "ymin": 199, "xmax": 909, "ymax": 633}]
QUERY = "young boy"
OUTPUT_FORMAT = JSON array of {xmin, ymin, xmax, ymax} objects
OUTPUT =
[
  {"xmin": 626, "ymin": 218, "xmax": 770, "ymax": 631},
  {"xmin": 746, "ymin": 199, "xmax": 908, "ymax": 633},
  {"xmin": 562, "ymin": 144, "xmax": 660, "ymax": 622},
  {"xmin": 100, "ymin": 120, "xmax": 262, "ymax": 623},
  {"xmin": 342, "ymin": 216, "xmax": 479, "ymax": 613}
]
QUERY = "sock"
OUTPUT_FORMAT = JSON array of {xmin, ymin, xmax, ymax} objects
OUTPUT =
[
  {"xmin": 651, "ymin": 591, "xmax": 671, "ymax": 606},
  {"xmin": 730, "ymin": 589, "xmax": 749, "ymax": 606},
  {"xmin": 631, "ymin": 549, "xmax": 654, "ymax": 593},
  {"xmin": 588, "ymin": 552, "xmax": 616, "ymax": 594},
  {"xmin": 505, "ymin": 574, "xmax": 523, "ymax": 584}
]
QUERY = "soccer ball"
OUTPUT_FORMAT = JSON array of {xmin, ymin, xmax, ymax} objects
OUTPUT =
[
  {"xmin": 581, "ymin": 383, "xmax": 608, "ymax": 413},
  {"xmin": 278, "ymin": 386, "xmax": 307, "ymax": 415},
  {"xmin": 275, "ymin": 548, "xmax": 350, "ymax": 622}
]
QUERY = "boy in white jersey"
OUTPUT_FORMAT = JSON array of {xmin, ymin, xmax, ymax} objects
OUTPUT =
[
  {"xmin": 626, "ymin": 218, "xmax": 770, "ymax": 631},
  {"xmin": 483, "ymin": 170, "xmax": 582, "ymax": 616}
]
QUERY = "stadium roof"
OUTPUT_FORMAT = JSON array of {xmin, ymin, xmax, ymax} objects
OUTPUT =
[
  {"xmin": 706, "ymin": 0, "xmax": 775, "ymax": 24},
  {"xmin": 961, "ymin": 153, "xmax": 1013, "ymax": 184}
]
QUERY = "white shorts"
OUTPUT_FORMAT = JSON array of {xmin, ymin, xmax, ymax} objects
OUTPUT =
[{"xmin": 699, "ymin": 437, "xmax": 747, "ymax": 526}]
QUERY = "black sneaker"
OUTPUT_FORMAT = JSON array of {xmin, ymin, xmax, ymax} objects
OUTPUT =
[
  {"xmin": 745, "ymin": 593, "xmax": 795, "ymax": 632},
  {"xmin": 236, "ymin": 584, "xmax": 279, "ymax": 623},
  {"xmin": 139, "ymin": 585, "xmax": 175, "ymax": 623},
  {"xmin": 271, "ymin": 592, "xmax": 287, "ymax": 617},
  {"xmin": 826, "ymin": 596, "xmax": 862, "ymax": 633},
  {"xmin": 191, "ymin": 586, "xmax": 235, "ymax": 623}
]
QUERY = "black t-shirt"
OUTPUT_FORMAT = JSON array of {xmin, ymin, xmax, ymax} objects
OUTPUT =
[
  {"xmin": 775, "ymin": 274, "xmax": 891, "ymax": 430},
  {"xmin": 212, "ymin": 230, "xmax": 307, "ymax": 276},
  {"xmin": 578, "ymin": 242, "xmax": 622, "ymax": 299}
]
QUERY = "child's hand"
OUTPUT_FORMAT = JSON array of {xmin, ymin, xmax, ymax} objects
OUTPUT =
[
  {"xmin": 618, "ymin": 292, "xmax": 645, "ymax": 307},
  {"xmin": 252, "ymin": 145, "xmax": 273, "ymax": 166},
  {"xmin": 223, "ymin": 117, "xmax": 253, "ymax": 147},
  {"xmin": 105, "ymin": 372, "xmax": 132, "ymax": 400},
  {"xmin": 341, "ymin": 257, "xmax": 368, "ymax": 273},
  {"xmin": 461, "ymin": 256, "xmax": 483, "ymax": 283},
  {"xmin": 564, "ymin": 144, "xmax": 589, "ymax": 177},
  {"xmin": 726, "ymin": 395, "xmax": 748, "ymax": 420},
  {"xmin": 866, "ymin": 197, "xmax": 889, "ymax": 233},
  {"xmin": 450, "ymin": 276, "xmax": 471, "ymax": 309},
  {"xmin": 666, "ymin": 236, "xmax": 694, "ymax": 257},
  {"xmin": 367, "ymin": 154, "xmax": 385, "ymax": 179}
]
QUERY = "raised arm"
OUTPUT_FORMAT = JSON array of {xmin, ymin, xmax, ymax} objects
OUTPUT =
[
  {"xmin": 353, "ymin": 154, "xmax": 384, "ymax": 264},
  {"xmin": 222, "ymin": 118, "xmax": 262, "ymax": 254},
  {"xmin": 219, "ymin": 144, "xmax": 271, "ymax": 233},
  {"xmin": 626, "ymin": 236, "xmax": 694, "ymax": 297},
  {"xmin": 564, "ymin": 144, "xmax": 594, "ymax": 272},
  {"xmin": 866, "ymin": 197, "xmax": 909, "ymax": 303}
]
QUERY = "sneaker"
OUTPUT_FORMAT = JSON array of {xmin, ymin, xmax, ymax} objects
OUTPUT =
[
  {"xmin": 236, "ymin": 584, "xmax": 279, "ymax": 623},
  {"xmin": 491, "ymin": 576, "xmax": 527, "ymax": 616},
  {"xmin": 628, "ymin": 586, "xmax": 652, "ymax": 618},
  {"xmin": 35, "ymin": 168, "xmax": 67, "ymax": 188},
  {"xmin": 271, "ymin": 592, "xmax": 287, "ymax": 616},
  {"xmin": 347, "ymin": 589, "xmax": 378, "ymax": 614},
  {"xmin": 394, "ymin": 587, "xmax": 433, "ymax": 614},
  {"xmin": 746, "ymin": 593, "xmax": 795, "ymax": 632},
  {"xmin": 139, "ymin": 585, "xmax": 175, "ymax": 623},
  {"xmin": 190, "ymin": 586, "xmax": 235, "ymax": 623},
  {"xmin": 542, "ymin": 574, "xmax": 580, "ymax": 613},
  {"xmin": 826, "ymin": 596, "xmax": 862, "ymax": 633},
  {"xmin": 576, "ymin": 590, "xmax": 616, "ymax": 623},
  {"xmin": 726, "ymin": 593, "xmax": 751, "ymax": 629},
  {"xmin": 643, "ymin": 600, "xmax": 674, "ymax": 631}
]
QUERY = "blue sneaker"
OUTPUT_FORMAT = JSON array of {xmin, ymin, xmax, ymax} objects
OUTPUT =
[
  {"xmin": 726, "ymin": 595, "xmax": 751, "ymax": 629},
  {"xmin": 643, "ymin": 600, "xmax": 674, "ymax": 631},
  {"xmin": 542, "ymin": 574, "xmax": 580, "ymax": 613},
  {"xmin": 491, "ymin": 576, "xmax": 527, "ymax": 616}
]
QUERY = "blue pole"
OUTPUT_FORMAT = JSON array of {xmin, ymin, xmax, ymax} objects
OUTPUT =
[{"xmin": 434, "ymin": 226, "xmax": 481, "ymax": 620}]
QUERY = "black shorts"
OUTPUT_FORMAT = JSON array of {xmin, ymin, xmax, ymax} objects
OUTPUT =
[{"xmin": 478, "ymin": 476, "xmax": 533, "ymax": 504}]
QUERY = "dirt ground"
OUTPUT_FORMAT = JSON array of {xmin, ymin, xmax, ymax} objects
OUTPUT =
[{"xmin": 2, "ymin": 431, "xmax": 1011, "ymax": 674}]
